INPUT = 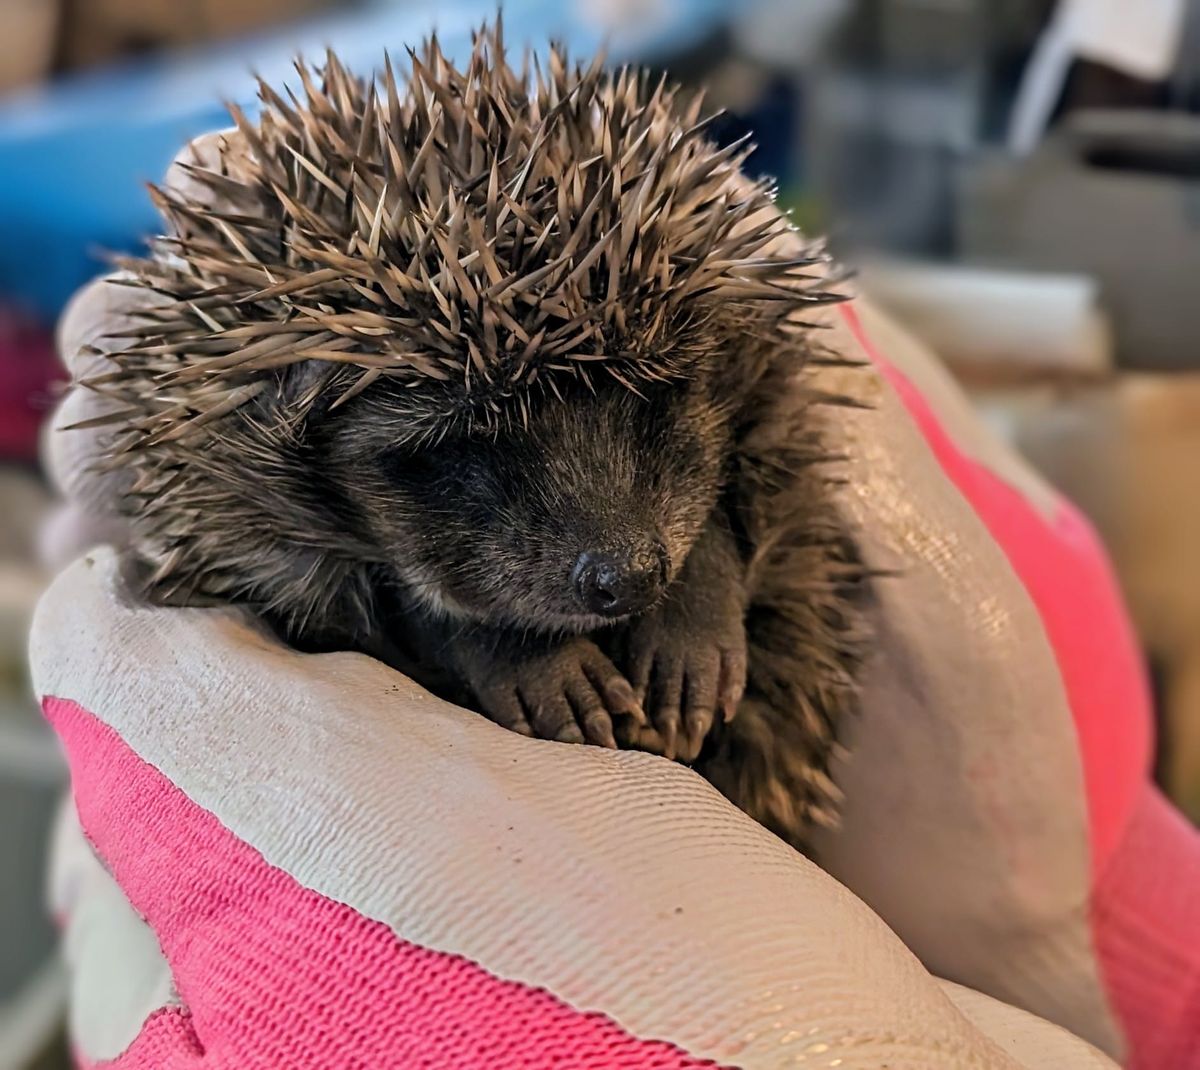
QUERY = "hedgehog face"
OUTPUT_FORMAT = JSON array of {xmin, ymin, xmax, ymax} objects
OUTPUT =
[{"xmin": 320, "ymin": 373, "xmax": 731, "ymax": 632}]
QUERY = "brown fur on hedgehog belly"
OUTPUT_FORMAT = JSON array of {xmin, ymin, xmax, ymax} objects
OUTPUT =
[{"xmin": 71, "ymin": 21, "xmax": 872, "ymax": 848}]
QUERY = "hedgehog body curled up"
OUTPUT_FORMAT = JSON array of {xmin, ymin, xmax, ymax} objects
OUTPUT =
[{"xmin": 75, "ymin": 24, "xmax": 871, "ymax": 847}]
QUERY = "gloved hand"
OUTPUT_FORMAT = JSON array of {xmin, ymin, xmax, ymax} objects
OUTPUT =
[
  {"xmin": 35, "ymin": 541, "xmax": 1115, "ymax": 1070},
  {"xmin": 808, "ymin": 302, "xmax": 1199, "ymax": 1070}
]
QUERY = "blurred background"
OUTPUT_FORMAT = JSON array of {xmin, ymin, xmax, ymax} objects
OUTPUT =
[{"xmin": 0, "ymin": 0, "xmax": 1198, "ymax": 1065}]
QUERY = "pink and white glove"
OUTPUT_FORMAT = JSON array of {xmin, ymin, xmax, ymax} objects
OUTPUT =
[{"xmin": 34, "ymin": 544, "xmax": 1113, "ymax": 1070}]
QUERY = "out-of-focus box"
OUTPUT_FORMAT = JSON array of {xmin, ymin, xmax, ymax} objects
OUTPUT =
[
  {"xmin": 0, "ymin": 0, "xmax": 57, "ymax": 93},
  {"xmin": 960, "ymin": 109, "xmax": 1200, "ymax": 372},
  {"xmin": 55, "ymin": 0, "xmax": 346, "ymax": 73}
]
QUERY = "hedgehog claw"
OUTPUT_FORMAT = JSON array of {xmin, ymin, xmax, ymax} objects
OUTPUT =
[
  {"xmin": 618, "ymin": 594, "xmax": 747, "ymax": 763},
  {"xmin": 460, "ymin": 634, "xmax": 634, "ymax": 751}
]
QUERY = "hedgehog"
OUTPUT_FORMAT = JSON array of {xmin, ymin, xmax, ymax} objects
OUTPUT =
[{"xmin": 72, "ymin": 20, "xmax": 871, "ymax": 847}]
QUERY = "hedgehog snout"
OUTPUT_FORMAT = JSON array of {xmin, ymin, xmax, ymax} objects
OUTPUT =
[{"xmin": 571, "ymin": 543, "xmax": 668, "ymax": 619}]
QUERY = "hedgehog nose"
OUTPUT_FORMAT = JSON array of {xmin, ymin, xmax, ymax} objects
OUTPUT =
[{"xmin": 572, "ymin": 546, "xmax": 667, "ymax": 618}]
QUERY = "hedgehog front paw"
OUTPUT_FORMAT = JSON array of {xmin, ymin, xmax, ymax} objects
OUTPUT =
[
  {"xmin": 621, "ymin": 612, "xmax": 747, "ymax": 763},
  {"xmin": 464, "ymin": 637, "xmax": 644, "ymax": 749}
]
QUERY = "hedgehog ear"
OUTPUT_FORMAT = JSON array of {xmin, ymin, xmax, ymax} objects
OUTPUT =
[{"xmin": 277, "ymin": 359, "xmax": 337, "ymax": 414}]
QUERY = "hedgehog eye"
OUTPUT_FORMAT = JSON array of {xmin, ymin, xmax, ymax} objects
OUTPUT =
[
  {"xmin": 379, "ymin": 433, "xmax": 478, "ymax": 490},
  {"xmin": 379, "ymin": 441, "xmax": 437, "ymax": 485}
]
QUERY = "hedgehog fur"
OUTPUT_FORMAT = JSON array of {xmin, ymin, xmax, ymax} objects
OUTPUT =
[{"xmin": 74, "ymin": 21, "xmax": 871, "ymax": 843}]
